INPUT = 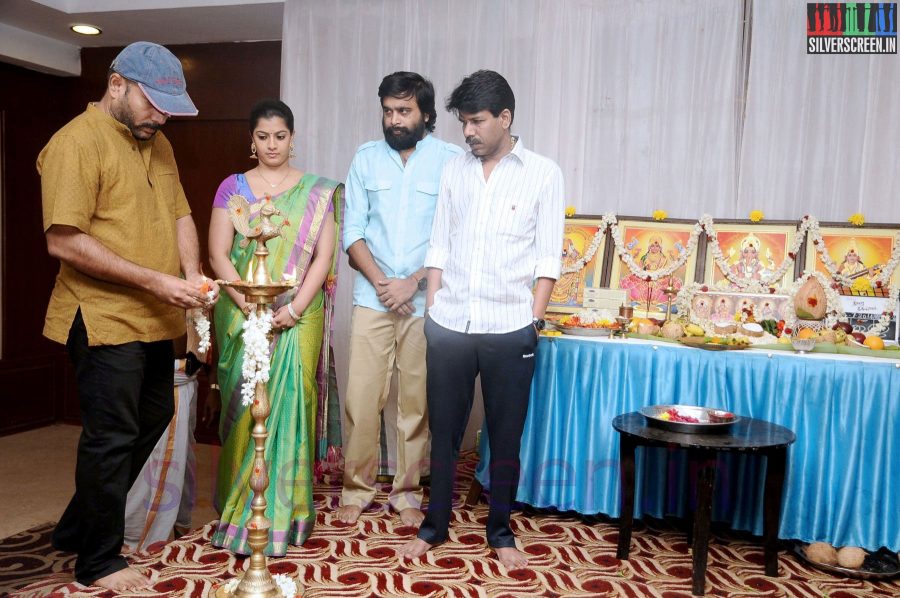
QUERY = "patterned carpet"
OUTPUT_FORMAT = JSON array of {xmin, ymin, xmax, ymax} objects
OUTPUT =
[{"xmin": 4, "ymin": 454, "xmax": 899, "ymax": 597}]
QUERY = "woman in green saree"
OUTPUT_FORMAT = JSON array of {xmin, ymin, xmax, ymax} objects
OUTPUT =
[{"xmin": 208, "ymin": 99, "xmax": 342, "ymax": 555}]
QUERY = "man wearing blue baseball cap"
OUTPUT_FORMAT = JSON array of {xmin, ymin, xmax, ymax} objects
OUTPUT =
[{"xmin": 38, "ymin": 41, "xmax": 216, "ymax": 592}]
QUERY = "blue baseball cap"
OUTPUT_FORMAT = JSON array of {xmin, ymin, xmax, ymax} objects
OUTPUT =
[{"xmin": 110, "ymin": 41, "xmax": 198, "ymax": 117}]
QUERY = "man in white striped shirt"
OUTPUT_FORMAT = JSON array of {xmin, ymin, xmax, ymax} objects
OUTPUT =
[{"xmin": 400, "ymin": 70, "xmax": 565, "ymax": 570}]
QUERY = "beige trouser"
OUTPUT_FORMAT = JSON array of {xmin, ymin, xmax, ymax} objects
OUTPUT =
[{"xmin": 341, "ymin": 306, "xmax": 429, "ymax": 511}]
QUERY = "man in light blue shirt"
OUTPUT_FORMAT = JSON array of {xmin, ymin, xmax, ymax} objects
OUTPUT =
[{"xmin": 339, "ymin": 72, "xmax": 461, "ymax": 526}]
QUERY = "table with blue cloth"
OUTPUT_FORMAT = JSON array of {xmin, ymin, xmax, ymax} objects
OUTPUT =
[{"xmin": 475, "ymin": 335, "xmax": 900, "ymax": 551}]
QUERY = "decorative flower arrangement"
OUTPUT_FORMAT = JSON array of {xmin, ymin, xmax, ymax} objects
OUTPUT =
[
  {"xmin": 700, "ymin": 214, "xmax": 801, "ymax": 291},
  {"xmin": 565, "ymin": 205, "xmax": 576, "ymax": 217},
  {"xmin": 652, "ymin": 209, "xmax": 668, "ymax": 221},
  {"xmin": 240, "ymin": 308, "xmax": 274, "ymax": 406},
  {"xmin": 809, "ymin": 224, "xmax": 900, "ymax": 288},
  {"xmin": 851, "ymin": 277, "xmax": 874, "ymax": 294},
  {"xmin": 848, "ymin": 213, "xmax": 866, "ymax": 227},
  {"xmin": 223, "ymin": 574, "xmax": 296, "ymax": 597},
  {"xmin": 749, "ymin": 210, "xmax": 764, "ymax": 223},
  {"xmin": 560, "ymin": 214, "xmax": 613, "ymax": 275},
  {"xmin": 192, "ymin": 278, "xmax": 215, "ymax": 355},
  {"xmin": 870, "ymin": 284, "xmax": 899, "ymax": 337},
  {"xmin": 610, "ymin": 215, "xmax": 702, "ymax": 281}
]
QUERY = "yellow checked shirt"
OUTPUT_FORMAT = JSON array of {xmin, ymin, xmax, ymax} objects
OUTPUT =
[{"xmin": 38, "ymin": 104, "xmax": 191, "ymax": 346}]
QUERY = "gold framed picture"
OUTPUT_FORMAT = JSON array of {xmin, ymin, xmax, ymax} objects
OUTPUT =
[
  {"xmin": 703, "ymin": 223, "xmax": 798, "ymax": 290},
  {"xmin": 607, "ymin": 219, "xmax": 698, "ymax": 318},
  {"xmin": 547, "ymin": 218, "xmax": 607, "ymax": 313},
  {"xmin": 805, "ymin": 226, "xmax": 900, "ymax": 296}
]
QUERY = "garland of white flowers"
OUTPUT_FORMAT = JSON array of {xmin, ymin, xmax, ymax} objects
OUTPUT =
[
  {"xmin": 191, "ymin": 285, "xmax": 216, "ymax": 355},
  {"xmin": 806, "ymin": 220, "xmax": 900, "ymax": 288},
  {"xmin": 700, "ymin": 214, "xmax": 806, "ymax": 290},
  {"xmin": 608, "ymin": 214, "xmax": 703, "ymax": 281},
  {"xmin": 782, "ymin": 270, "xmax": 844, "ymax": 332},
  {"xmin": 194, "ymin": 310, "xmax": 211, "ymax": 354},
  {"xmin": 240, "ymin": 308, "xmax": 274, "ymax": 407},
  {"xmin": 223, "ymin": 574, "xmax": 296, "ymax": 598},
  {"xmin": 869, "ymin": 283, "xmax": 900, "ymax": 336},
  {"xmin": 560, "ymin": 214, "xmax": 612, "ymax": 274}
]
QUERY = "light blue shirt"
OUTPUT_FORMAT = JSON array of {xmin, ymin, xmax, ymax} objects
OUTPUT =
[{"xmin": 343, "ymin": 134, "xmax": 462, "ymax": 316}]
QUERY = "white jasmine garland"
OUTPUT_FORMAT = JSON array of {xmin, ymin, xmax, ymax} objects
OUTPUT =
[
  {"xmin": 701, "ymin": 214, "xmax": 806, "ymax": 290},
  {"xmin": 192, "ymin": 289, "xmax": 216, "ymax": 356},
  {"xmin": 607, "ymin": 214, "xmax": 703, "ymax": 281},
  {"xmin": 809, "ymin": 225, "xmax": 900, "ymax": 288},
  {"xmin": 241, "ymin": 308, "xmax": 274, "ymax": 407},
  {"xmin": 560, "ymin": 214, "xmax": 613, "ymax": 275}
]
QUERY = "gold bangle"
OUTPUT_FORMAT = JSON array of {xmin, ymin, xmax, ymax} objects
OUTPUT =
[{"xmin": 209, "ymin": 383, "xmax": 220, "ymax": 391}]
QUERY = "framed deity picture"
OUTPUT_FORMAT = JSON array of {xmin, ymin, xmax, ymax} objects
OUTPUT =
[
  {"xmin": 805, "ymin": 226, "xmax": 900, "ymax": 296},
  {"xmin": 547, "ymin": 217, "xmax": 607, "ymax": 313},
  {"xmin": 702, "ymin": 223, "xmax": 798, "ymax": 290},
  {"xmin": 607, "ymin": 219, "xmax": 698, "ymax": 319}
]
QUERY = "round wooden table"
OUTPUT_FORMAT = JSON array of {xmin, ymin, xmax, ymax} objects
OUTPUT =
[{"xmin": 612, "ymin": 412, "xmax": 796, "ymax": 596}]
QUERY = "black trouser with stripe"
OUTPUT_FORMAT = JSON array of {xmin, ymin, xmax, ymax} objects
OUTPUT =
[
  {"xmin": 52, "ymin": 310, "xmax": 174, "ymax": 584},
  {"xmin": 417, "ymin": 317, "xmax": 537, "ymax": 548}
]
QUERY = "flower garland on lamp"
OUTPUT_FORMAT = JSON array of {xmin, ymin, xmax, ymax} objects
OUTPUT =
[{"xmin": 240, "ymin": 308, "xmax": 274, "ymax": 406}]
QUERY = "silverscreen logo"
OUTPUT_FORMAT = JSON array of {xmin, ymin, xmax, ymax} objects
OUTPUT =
[{"xmin": 807, "ymin": 3, "xmax": 897, "ymax": 54}]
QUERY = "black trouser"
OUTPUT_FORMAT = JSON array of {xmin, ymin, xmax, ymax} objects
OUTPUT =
[
  {"xmin": 417, "ymin": 318, "xmax": 537, "ymax": 549},
  {"xmin": 52, "ymin": 310, "xmax": 174, "ymax": 584}
]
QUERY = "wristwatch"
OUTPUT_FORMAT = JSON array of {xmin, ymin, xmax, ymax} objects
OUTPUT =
[
  {"xmin": 532, "ymin": 317, "xmax": 546, "ymax": 331},
  {"xmin": 416, "ymin": 276, "xmax": 427, "ymax": 292}
]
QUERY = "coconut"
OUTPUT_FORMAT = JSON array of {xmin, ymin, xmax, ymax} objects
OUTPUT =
[
  {"xmin": 805, "ymin": 542, "xmax": 838, "ymax": 565},
  {"xmin": 836, "ymin": 546, "xmax": 866, "ymax": 569},
  {"xmin": 714, "ymin": 322, "xmax": 736, "ymax": 335},
  {"xmin": 637, "ymin": 322, "xmax": 660, "ymax": 336},
  {"xmin": 740, "ymin": 323, "xmax": 764, "ymax": 338},
  {"xmin": 794, "ymin": 277, "xmax": 827, "ymax": 320},
  {"xmin": 660, "ymin": 320, "xmax": 684, "ymax": 340}
]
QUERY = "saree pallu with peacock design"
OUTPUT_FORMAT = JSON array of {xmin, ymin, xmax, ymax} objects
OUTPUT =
[{"xmin": 211, "ymin": 173, "xmax": 343, "ymax": 555}]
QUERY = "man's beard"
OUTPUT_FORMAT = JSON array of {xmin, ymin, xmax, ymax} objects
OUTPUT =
[
  {"xmin": 383, "ymin": 118, "xmax": 426, "ymax": 151},
  {"xmin": 114, "ymin": 86, "xmax": 161, "ymax": 141}
]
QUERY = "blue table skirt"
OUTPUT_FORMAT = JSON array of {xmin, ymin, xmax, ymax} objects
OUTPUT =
[{"xmin": 475, "ymin": 336, "xmax": 900, "ymax": 551}]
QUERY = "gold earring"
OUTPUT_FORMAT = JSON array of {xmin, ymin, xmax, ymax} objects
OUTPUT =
[
  {"xmin": 289, "ymin": 142, "xmax": 295, "ymax": 159},
  {"xmin": 250, "ymin": 143, "xmax": 258, "ymax": 159}
]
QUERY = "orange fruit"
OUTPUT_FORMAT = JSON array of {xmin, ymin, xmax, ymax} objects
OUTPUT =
[
  {"xmin": 797, "ymin": 328, "xmax": 815, "ymax": 340},
  {"xmin": 863, "ymin": 335, "xmax": 885, "ymax": 350}
]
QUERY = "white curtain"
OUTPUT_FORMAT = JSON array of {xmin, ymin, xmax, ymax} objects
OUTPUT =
[
  {"xmin": 282, "ymin": 0, "xmax": 745, "ymax": 409},
  {"xmin": 282, "ymin": 0, "xmax": 743, "ymax": 218},
  {"xmin": 280, "ymin": 0, "xmax": 900, "ymax": 415},
  {"xmin": 738, "ymin": 0, "xmax": 900, "ymax": 222}
]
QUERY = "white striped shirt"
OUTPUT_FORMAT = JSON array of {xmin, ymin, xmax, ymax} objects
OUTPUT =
[{"xmin": 425, "ymin": 138, "xmax": 565, "ymax": 334}]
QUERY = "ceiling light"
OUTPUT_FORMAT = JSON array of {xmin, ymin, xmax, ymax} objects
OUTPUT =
[{"xmin": 71, "ymin": 24, "xmax": 102, "ymax": 36}]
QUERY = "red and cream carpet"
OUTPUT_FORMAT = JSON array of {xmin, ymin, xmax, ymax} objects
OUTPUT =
[{"xmin": 4, "ymin": 454, "xmax": 898, "ymax": 597}]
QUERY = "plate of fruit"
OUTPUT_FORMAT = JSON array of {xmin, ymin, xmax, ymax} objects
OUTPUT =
[{"xmin": 639, "ymin": 405, "xmax": 740, "ymax": 434}]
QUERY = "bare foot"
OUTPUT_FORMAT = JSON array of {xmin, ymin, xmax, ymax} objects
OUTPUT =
[
  {"xmin": 496, "ymin": 546, "xmax": 529, "ymax": 570},
  {"xmin": 398, "ymin": 507, "xmax": 425, "ymax": 527},
  {"xmin": 399, "ymin": 537, "xmax": 433, "ymax": 561},
  {"xmin": 336, "ymin": 505, "xmax": 363, "ymax": 523},
  {"xmin": 120, "ymin": 544, "xmax": 133, "ymax": 555},
  {"xmin": 93, "ymin": 566, "xmax": 152, "ymax": 591}
]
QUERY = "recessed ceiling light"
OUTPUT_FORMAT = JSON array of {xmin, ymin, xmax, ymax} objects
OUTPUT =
[{"xmin": 71, "ymin": 24, "xmax": 102, "ymax": 36}]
